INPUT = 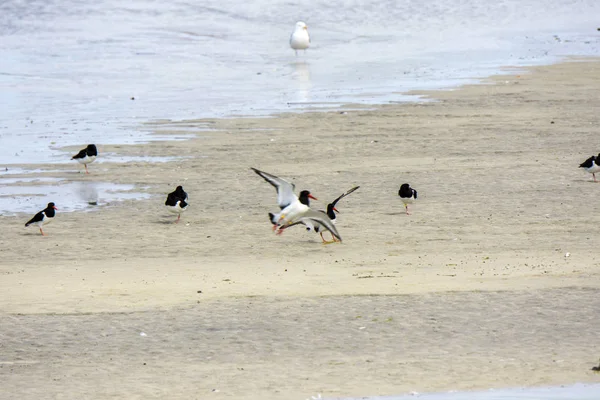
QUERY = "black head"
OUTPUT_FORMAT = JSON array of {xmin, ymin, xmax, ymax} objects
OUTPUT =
[
  {"xmin": 47, "ymin": 202, "xmax": 57, "ymax": 210},
  {"xmin": 326, "ymin": 203, "xmax": 339, "ymax": 219},
  {"xmin": 398, "ymin": 183, "xmax": 412, "ymax": 197},
  {"xmin": 298, "ymin": 190, "xmax": 317, "ymax": 206},
  {"xmin": 174, "ymin": 185, "xmax": 187, "ymax": 198},
  {"xmin": 86, "ymin": 144, "xmax": 98, "ymax": 156}
]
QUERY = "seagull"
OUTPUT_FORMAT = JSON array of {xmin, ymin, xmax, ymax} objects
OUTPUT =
[
  {"xmin": 290, "ymin": 21, "xmax": 310, "ymax": 55},
  {"xmin": 398, "ymin": 183, "xmax": 417, "ymax": 215},
  {"xmin": 72, "ymin": 144, "xmax": 98, "ymax": 174},
  {"xmin": 579, "ymin": 154, "xmax": 600, "ymax": 182},
  {"xmin": 293, "ymin": 186, "xmax": 360, "ymax": 243},
  {"xmin": 251, "ymin": 167, "xmax": 317, "ymax": 229},
  {"xmin": 165, "ymin": 185, "xmax": 188, "ymax": 223},
  {"xmin": 25, "ymin": 202, "xmax": 57, "ymax": 236}
]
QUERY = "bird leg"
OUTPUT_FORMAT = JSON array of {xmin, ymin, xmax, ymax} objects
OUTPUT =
[
  {"xmin": 39, "ymin": 228, "xmax": 45, "ymax": 236},
  {"xmin": 85, "ymin": 164, "xmax": 89, "ymax": 174},
  {"xmin": 174, "ymin": 214, "xmax": 181, "ymax": 224},
  {"xmin": 405, "ymin": 205, "xmax": 411, "ymax": 215},
  {"xmin": 594, "ymin": 173, "xmax": 597, "ymax": 182}
]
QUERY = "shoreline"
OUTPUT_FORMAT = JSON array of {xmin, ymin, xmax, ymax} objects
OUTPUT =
[{"xmin": 1, "ymin": 59, "xmax": 600, "ymax": 399}]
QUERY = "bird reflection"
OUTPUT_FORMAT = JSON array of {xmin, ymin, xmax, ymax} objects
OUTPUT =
[
  {"xmin": 77, "ymin": 181, "xmax": 99, "ymax": 205},
  {"xmin": 291, "ymin": 61, "xmax": 311, "ymax": 103}
]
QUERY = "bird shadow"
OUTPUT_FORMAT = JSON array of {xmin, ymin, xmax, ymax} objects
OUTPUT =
[
  {"xmin": 385, "ymin": 212, "xmax": 408, "ymax": 216},
  {"xmin": 153, "ymin": 219, "xmax": 179, "ymax": 225}
]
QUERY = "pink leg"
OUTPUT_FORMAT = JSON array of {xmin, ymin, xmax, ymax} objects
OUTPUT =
[
  {"xmin": 40, "ymin": 228, "xmax": 45, "ymax": 236},
  {"xmin": 85, "ymin": 164, "xmax": 89, "ymax": 174}
]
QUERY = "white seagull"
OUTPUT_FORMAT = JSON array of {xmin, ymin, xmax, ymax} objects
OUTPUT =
[
  {"xmin": 251, "ymin": 167, "xmax": 316, "ymax": 228},
  {"xmin": 252, "ymin": 168, "xmax": 341, "ymax": 241},
  {"xmin": 290, "ymin": 21, "xmax": 310, "ymax": 55}
]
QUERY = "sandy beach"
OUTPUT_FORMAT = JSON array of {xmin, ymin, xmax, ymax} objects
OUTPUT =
[{"xmin": 1, "ymin": 59, "xmax": 600, "ymax": 399}]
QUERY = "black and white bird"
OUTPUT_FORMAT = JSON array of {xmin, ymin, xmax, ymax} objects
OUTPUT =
[
  {"xmin": 251, "ymin": 167, "xmax": 316, "ymax": 228},
  {"xmin": 290, "ymin": 21, "xmax": 310, "ymax": 56},
  {"xmin": 252, "ymin": 168, "xmax": 341, "ymax": 241},
  {"xmin": 25, "ymin": 202, "xmax": 57, "ymax": 236},
  {"xmin": 398, "ymin": 183, "xmax": 417, "ymax": 215},
  {"xmin": 579, "ymin": 154, "xmax": 600, "ymax": 182},
  {"xmin": 295, "ymin": 186, "xmax": 360, "ymax": 243},
  {"xmin": 72, "ymin": 144, "xmax": 98, "ymax": 174},
  {"xmin": 165, "ymin": 185, "xmax": 188, "ymax": 223}
]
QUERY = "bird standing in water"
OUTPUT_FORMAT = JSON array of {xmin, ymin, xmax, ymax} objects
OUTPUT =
[{"xmin": 290, "ymin": 21, "xmax": 310, "ymax": 56}]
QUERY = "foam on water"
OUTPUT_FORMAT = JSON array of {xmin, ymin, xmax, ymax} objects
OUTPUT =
[{"xmin": 0, "ymin": 0, "xmax": 598, "ymax": 164}]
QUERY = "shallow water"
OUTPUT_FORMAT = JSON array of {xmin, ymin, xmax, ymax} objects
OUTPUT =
[
  {"xmin": 0, "ymin": 0, "xmax": 599, "ymax": 164},
  {"xmin": 0, "ymin": 180, "xmax": 151, "ymax": 215},
  {"xmin": 328, "ymin": 383, "xmax": 600, "ymax": 400}
]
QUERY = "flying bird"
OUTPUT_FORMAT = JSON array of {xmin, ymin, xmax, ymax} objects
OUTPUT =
[
  {"xmin": 251, "ymin": 167, "xmax": 316, "ymax": 229},
  {"xmin": 165, "ymin": 185, "xmax": 188, "ymax": 223},
  {"xmin": 72, "ymin": 144, "xmax": 98, "ymax": 174},
  {"xmin": 579, "ymin": 154, "xmax": 600, "ymax": 182},
  {"xmin": 290, "ymin": 21, "xmax": 310, "ymax": 55},
  {"xmin": 25, "ymin": 202, "xmax": 57, "ymax": 236},
  {"xmin": 398, "ymin": 183, "xmax": 417, "ymax": 215},
  {"xmin": 252, "ymin": 168, "xmax": 341, "ymax": 241},
  {"xmin": 291, "ymin": 186, "xmax": 360, "ymax": 243}
]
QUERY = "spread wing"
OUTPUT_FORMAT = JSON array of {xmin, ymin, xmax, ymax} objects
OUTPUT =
[
  {"xmin": 285, "ymin": 209, "xmax": 342, "ymax": 242},
  {"xmin": 251, "ymin": 168, "xmax": 297, "ymax": 209},
  {"xmin": 330, "ymin": 186, "xmax": 360, "ymax": 208}
]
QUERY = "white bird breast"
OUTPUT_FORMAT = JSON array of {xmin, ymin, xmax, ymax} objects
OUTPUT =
[
  {"xmin": 166, "ymin": 202, "xmax": 187, "ymax": 214},
  {"xmin": 77, "ymin": 155, "xmax": 97, "ymax": 165},
  {"xmin": 290, "ymin": 26, "xmax": 310, "ymax": 50}
]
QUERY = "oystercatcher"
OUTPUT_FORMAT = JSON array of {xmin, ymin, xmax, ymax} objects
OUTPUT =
[
  {"xmin": 579, "ymin": 154, "xmax": 600, "ymax": 182},
  {"xmin": 25, "ymin": 202, "xmax": 57, "ymax": 236},
  {"xmin": 165, "ymin": 185, "xmax": 188, "ymax": 223},
  {"xmin": 72, "ymin": 144, "xmax": 98, "ymax": 174},
  {"xmin": 398, "ymin": 183, "xmax": 417, "ymax": 215}
]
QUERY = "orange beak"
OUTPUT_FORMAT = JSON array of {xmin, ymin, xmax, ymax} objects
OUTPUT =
[
  {"xmin": 308, "ymin": 194, "xmax": 318, "ymax": 201},
  {"xmin": 333, "ymin": 207, "xmax": 339, "ymax": 213},
  {"xmin": 53, "ymin": 206, "xmax": 58, "ymax": 210}
]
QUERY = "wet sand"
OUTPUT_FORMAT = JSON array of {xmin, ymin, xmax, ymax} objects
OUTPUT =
[{"xmin": 1, "ymin": 59, "xmax": 600, "ymax": 399}]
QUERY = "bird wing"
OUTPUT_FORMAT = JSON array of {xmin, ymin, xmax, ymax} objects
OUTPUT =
[
  {"xmin": 251, "ymin": 168, "xmax": 297, "ymax": 209},
  {"xmin": 580, "ymin": 156, "xmax": 595, "ymax": 168},
  {"xmin": 330, "ymin": 186, "xmax": 360, "ymax": 208},
  {"xmin": 165, "ymin": 192, "xmax": 181, "ymax": 206},
  {"xmin": 285, "ymin": 209, "xmax": 342, "ymax": 242},
  {"xmin": 72, "ymin": 149, "xmax": 87, "ymax": 160},
  {"xmin": 414, "ymin": 189, "xmax": 417, "ymax": 199},
  {"xmin": 25, "ymin": 210, "xmax": 44, "ymax": 226}
]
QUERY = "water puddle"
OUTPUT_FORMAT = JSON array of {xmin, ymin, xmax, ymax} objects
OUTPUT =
[{"xmin": 0, "ymin": 181, "xmax": 151, "ymax": 215}]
